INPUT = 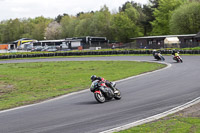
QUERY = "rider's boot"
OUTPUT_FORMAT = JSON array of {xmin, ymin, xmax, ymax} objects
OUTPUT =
[{"xmin": 110, "ymin": 85, "xmax": 118, "ymax": 94}]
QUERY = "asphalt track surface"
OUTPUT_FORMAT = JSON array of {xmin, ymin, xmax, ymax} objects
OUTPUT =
[{"xmin": 0, "ymin": 56, "xmax": 200, "ymax": 133}]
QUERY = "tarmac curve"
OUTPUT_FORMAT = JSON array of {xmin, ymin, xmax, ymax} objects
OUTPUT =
[{"xmin": 0, "ymin": 56, "xmax": 200, "ymax": 133}]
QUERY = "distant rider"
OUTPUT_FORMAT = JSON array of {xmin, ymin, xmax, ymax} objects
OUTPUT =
[
  {"xmin": 172, "ymin": 49, "xmax": 180, "ymax": 58},
  {"xmin": 90, "ymin": 75, "xmax": 118, "ymax": 93},
  {"xmin": 152, "ymin": 49, "xmax": 164, "ymax": 60},
  {"xmin": 152, "ymin": 49, "xmax": 160, "ymax": 57}
]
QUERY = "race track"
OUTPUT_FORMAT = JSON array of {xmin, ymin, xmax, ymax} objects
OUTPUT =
[{"xmin": 0, "ymin": 56, "xmax": 200, "ymax": 133}]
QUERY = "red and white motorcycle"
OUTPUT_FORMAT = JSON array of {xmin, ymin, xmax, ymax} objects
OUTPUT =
[
  {"xmin": 173, "ymin": 55, "xmax": 183, "ymax": 63},
  {"xmin": 90, "ymin": 80, "xmax": 121, "ymax": 103}
]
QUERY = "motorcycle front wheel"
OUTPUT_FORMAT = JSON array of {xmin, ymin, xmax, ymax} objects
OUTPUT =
[
  {"xmin": 161, "ymin": 56, "xmax": 165, "ymax": 61},
  {"xmin": 94, "ymin": 92, "xmax": 106, "ymax": 103},
  {"xmin": 114, "ymin": 88, "xmax": 121, "ymax": 100}
]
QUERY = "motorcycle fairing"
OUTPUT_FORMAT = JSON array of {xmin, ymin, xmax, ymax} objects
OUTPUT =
[
  {"xmin": 100, "ymin": 86, "xmax": 114, "ymax": 99},
  {"xmin": 94, "ymin": 90, "xmax": 101, "ymax": 94}
]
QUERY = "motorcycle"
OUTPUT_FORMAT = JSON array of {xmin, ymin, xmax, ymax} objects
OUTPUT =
[
  {"xmin": 153, "ymin": 53, "xmax": 165, "ymax": 61},
  {"xmin": 173, "ymin": 55, "xmax": 183, "ymax": 63},
  {"xmin": 90, "ymin": 80, "xmax": 121, "ymax": 103}
]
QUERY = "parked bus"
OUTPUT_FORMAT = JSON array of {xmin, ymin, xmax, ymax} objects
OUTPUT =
[{"xmin": 12, "ymin": 38, "xmax": 37, "ymax": 49}]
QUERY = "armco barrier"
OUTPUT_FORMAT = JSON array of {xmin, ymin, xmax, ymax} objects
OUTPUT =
[{"xmin": 0, "ymin": 50, "xmax": 200, "ymax": 59}]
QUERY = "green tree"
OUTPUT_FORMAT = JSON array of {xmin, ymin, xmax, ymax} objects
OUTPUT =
[
  {"xmin": 151, "ymin": 0, "xmax": 186, "ymax": 35},
  {"xmin": 55, "ymin": 13, "xmax": 69, "ymax": 23},
  {"xmin": 89, "ymin": 5, "xmax": 112, "ymax": 39},
  {"xmin": 60, "ymin": 15, "xmax": 72, "ymax": 38},
  {"xmin": 149, "ymin": 0, "xmax": 159, "ymax": 9},
  {"xmin": 20, "ymin": 18, "xmax": 33, "ymax": 39},
  {"xmin": 141, "ymin": 5, "xmax": 154, "ymax": 36},
  {"xmin": 111, "ymin": 12, "xmax": 139, "ymax": 42},
  {"xmin": 60, "ymin": 15, "xmax": 78, "ymax": 38},
  {"xmin": 74, "ymin": 13, "xmax": 93, "ymax": 36},
  {"xmin": 170, "ymin": 2, "xmax": 200, "ymax": 34},
  {"xmin": 120, "ymin": 1, "xmax": 147, "ymax": 36},
  {"xmin": 188, "ymin": 0, "xmax": 200, "ymax": 2},
  {"xmin": 31, "ymin": 16, "xmax": 52, "ymax": 40},
  {"xmin": 0, "ymin": 24, "xmax": 2, "ymax": 43},
  {"xmin": 137, "ymin": 0, "xmax": 160, "ymax": 36},
  {"xmin": 0, "ymin": 21, "xmax": 10, "ymax": 43},
  {"xmin": 9, "ymin": 19, "xmax": 24, "ymax": 41},
  {"xmin": 124, "ymin": 3, "xmax": 140, "ymax": 23},
  {"xmin": 0, "ymin": 17, "xmax": 52, "ymax": 42},
  {"xmin": 0, "ymin": 19, "xmax": 24, "ymax": 43}
]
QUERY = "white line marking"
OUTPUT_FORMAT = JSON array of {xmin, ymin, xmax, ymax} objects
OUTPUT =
[{"xmin": 101, "ymin": 96, "xmax": 200, "ymax": 133}]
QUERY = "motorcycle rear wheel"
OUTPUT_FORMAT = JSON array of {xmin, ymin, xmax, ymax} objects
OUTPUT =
[{"xmin": 94, "ymin": 92, "xmax": 106, "ymax": 103}]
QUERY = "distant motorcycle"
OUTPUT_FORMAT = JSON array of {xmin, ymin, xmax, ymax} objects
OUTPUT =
[
  {"xmin": 153, "ymin": 52, "xmax": 165, "ymax": 61},
  {"xmin": 173, "ymin": 55, "xmax": 183, "ymax": 63},
  {"xmin": 90, "ymin": 80, "xmax": 121, "ymax": 103}
]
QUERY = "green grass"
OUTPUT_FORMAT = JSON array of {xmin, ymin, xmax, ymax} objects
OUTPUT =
[
  {"xmin": 117, "ymin": 117, "xmax": 200, "ymax": 133},
  {"xmin": 0, "ymin": 61, "xmax": 165, "ymax": 110}
]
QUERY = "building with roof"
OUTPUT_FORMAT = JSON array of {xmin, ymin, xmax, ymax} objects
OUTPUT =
[
  {"xmin": 33, "ymin": 39, "xmax": 82, "ymax": 50},
  {"xmin": 131, "ymin": 33, "xmax": 200, "ymax": 49},
  {"xmin": 72, "ymin": 36, "xmax": 108, "ymax": 49},
  {"xmin": 33, "ymin": 36, "xmax": 108, "ymax": 50}
]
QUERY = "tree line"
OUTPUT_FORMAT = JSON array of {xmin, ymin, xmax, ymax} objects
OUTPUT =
[{"xmin": 0, "ymin": 0, "xmax": 200, "ymax": 44}]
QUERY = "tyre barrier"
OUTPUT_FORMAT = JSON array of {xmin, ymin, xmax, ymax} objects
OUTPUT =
[{"xmin": 0, "ymin": 50, "xmax": 200, "ymax": 59}]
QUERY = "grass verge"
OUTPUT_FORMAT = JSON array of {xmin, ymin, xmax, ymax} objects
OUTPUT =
[
  {"xmin": 0, "ymin": 61, "xmax": 165, "ymax": 110},
  {"xmin": 117, "ymin": 116, "xmax": 200, "ymax": 133}
]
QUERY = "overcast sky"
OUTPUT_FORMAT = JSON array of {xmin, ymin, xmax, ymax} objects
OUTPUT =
[{"xmin": 0, "ymin": 0, "xmax": 149, "ymax": 21}]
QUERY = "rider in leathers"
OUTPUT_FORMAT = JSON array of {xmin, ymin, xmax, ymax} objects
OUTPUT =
[
  {"xmin": 90, "ymin": 75, "xmax": 117, "ymax": 93},
  {"xmin": 172, "ymin": 49, "xmax": 180, "ymax": 60}
]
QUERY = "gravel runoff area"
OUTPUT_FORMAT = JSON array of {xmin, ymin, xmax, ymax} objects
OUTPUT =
[
  {"xmin": 140, "ymin": 101, "xmax": 200, "ymax": 127},
  {"xmin": 173, "ymin": 102, "xmax": 200, "ymax": 118}
]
